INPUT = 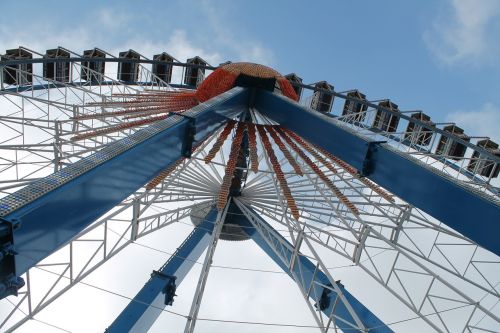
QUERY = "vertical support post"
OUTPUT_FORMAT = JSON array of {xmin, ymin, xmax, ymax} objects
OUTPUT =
[
  {"xmin": 131, "ymin": 199, "xmax": 140, "ymax": 242},
  {"xmin": 184, "ymin": 201, "xmax": 230, "ymax": 333},
  {"xmin": 71, "ymin": 105, "xmax": 79, "ymax": 133},
  {"xmin": 234, "ymin": 199, "xmax": 393, "ymax": 333},
  {"xmin": 390, "ymin": 205, "xmax": 411, "ymax": 243},
  {"xmin": 106, "ymin": 207, "xmax": 221, "ymax": 333},
  {"xmin": 0, "ymin": 64, "xmax": 4, "ymax": 89},
  {"xmin": 0, "ymin": 86, "xmax": 249, "ymax": 282},
  {"xmin": 53, "ymin": 120, "xmax": 62, "ymax": 172}
]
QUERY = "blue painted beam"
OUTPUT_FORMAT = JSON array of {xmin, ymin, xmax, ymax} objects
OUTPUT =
[
  {"xmin": 0, "ymin": 87, "xmax": 249, "ymax": 294},
  {"xmin": 106, "ymin": 208, "xmax": 219, "ymax": 333},
  {"xmin": 254, "ymin": 91, "xmax": 375, "ymax": 174},
  {"xmin": 233, "ymin": 202, "xmax": 392, "ymax": 333},
  {"xmin": 254, "ymin": 90, "xmax": 500, "ymax": 255}
]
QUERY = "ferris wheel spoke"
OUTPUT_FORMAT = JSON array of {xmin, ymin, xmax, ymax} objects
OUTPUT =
[
  {"xmin": 246, "ymin": 193, "xmax": 351, "ymax": 230},
  {"xmin": 244, "ymin": 179, "xmax": 277, "ymax": 195},
  {"xmin": 145, "ymin": 135, "xmax": 218, "ymax": 194},
  {"xmin": 170, "ymin": 178, "xmax": 218, "ymax": 195},
  {"xmin": 141, "ymin": 193, "xmax": 215, "ymax": 205},
  {"xmin": 190, "ymin": 159, "xmax": 222, "ymax": 187},
  {"xmin": 283, "ymin": 140, "xmax": 395, "ymax": 220},
  {"xmin": 240, "ymin": 171, "xmax": 364, "ymax": 260},
  {"xmin": 242, "ymin": 200, "xmax": 358, "ymax": 261},
  {"xmin": 393, "ymin": 226, "xmax": 500, "ymax": 298},
  {"xmin": 2, "ymin": 90, "xmax": 74, "ymax": 117},
  {"xmin": 235, "ymin": 199, "xmax": 386, "ymax": 332},
  {"xmin": 251, "ymin": 130, "xmax": 303, "ymax": 244},
  {"xmin": 176, "ymin": 170, "xmax": 219, "ymax": 192},
  {"xmin": 1, "ymin": 51, "xmax": 498, "ymax": 333},
  {"xmin": 317, "ymin": 175, "xmax": 500, "ymax": 308},
  {"xmin": 184, "ymin": 201, "xmax": 229, "ymax": 333},
  {"xmin": 0, "ymin": 199, "xmax": 199, "ymax": 332},
  {"xmin": 241, "ymin": 154, "xmax": 290, "ymax": 189},
  {"xmin": 274, "ymin": 155, "xmax": 498, "ymax": 329},
  {"xmin": 249, "ymin": 193, "xmax": 500, "ymax": 332},
  {"xmin": 357, "ymin": 228, "xmax": 500, "ymax": 332},
  {"xmin": 183, "ymin": 158, "xmax": 222, "ymax": 186},
  {"xmin": 280, "ymin": 135, "xmax": 500, "ymax": 299}
]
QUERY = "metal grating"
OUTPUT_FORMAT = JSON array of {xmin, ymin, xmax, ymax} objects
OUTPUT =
[{"xmin": 0, "ymin": 116, "xmax": 185, "ymax": 217}]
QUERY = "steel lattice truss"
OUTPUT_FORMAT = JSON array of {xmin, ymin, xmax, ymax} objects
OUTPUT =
[{"xmin": 0, "ymin": 48, "xmax": 499, "ymax": 333}]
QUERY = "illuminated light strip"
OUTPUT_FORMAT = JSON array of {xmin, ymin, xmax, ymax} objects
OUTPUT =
[
  {"xmin": 121, "ymin": 104, "xmax": 194, "ymax": 120},
  {"xmin": 76, "ymin": 99, "xmax": 197, "ymax": 120},
  {"xmin": 146, "ymin": 159, "xmax": 184, "ymax": 190},
  {"xmin": 112, "ymin": 91, "xmax": 191, "ymax": 97},
  {"xmin": 282, "ymin": 128, "xmax": 338, "ymax": 175},
  {"xmin": 86, "ymin": 94, "xmax": 199, "ymax": 113},
  {"xmin": 123, "ymin": 110, "xmax": 173, "ymax": 120},
  {"xmin": 357, "ymin": 177, "xmax": 396, "ymax": 203},
  {"xmin": 194, "ymin": 69, "xmax": 238, "ymax": 103},
  {"xmin": 217, "ymin": 122, "xmax": 245, "ymax": 210},
  {"xmin": 313, "ymin": 144, "xmax": 395, "ymax": 203},
  {"xmin": 71, "ymin": 114, "xmax": 169, "ymax": 141},
  {"xmin": 73, "ymin": 106, "xmax": 178, "ymax": 120},
  {"xmin": 86, "ymin": 97, "xmax": 192, "ymax": 107},
  {"xmin": 247, "ymin": 123, "xmax": 259, "ymax": 173},
  {"xmin": 146, "ymin": 140, "xmax": 206, "ymax": 190},
  {"xmin": 204, "ymin": 120, "xmax": 237, "ymax": 163},
  {"xmin": 265, "ymin": 125, "xmax": 303, "ymax": 176},
  {"xmin": 74, "ymin": 91, "xmax": 198, "ymax": 129},
  {"xmin": 277, "ymin": 78, "xmax": 299, "ymax": 102},
  {"xmin": 257, "ymin": 125, "xmax": 300, "ymax": 220},
  {"xmin": 275, "ymin": 128, "xmax": 360, "ymax": 216},
  {"xmin": 142, "ymin": 90, "xmax": 191, "ymax": 94}
]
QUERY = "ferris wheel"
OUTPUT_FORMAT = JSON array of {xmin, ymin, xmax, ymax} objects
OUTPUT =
[{"xmin": 0, "ymin": 46, "xmax": 499, "ymax": 333}]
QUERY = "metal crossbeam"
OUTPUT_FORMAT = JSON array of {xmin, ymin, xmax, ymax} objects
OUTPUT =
[
  {"xmin": 106, "ymin": 207, "xmax": 220, "ymax": 333},
  {"xmin": 184, "ymin": 202, "xmax": 229, "ymax": 333},
  {"xmin": 237, "ymin": 123, "xmax": 499, "ymax": 332},
  {"xmin": 254, "ymin": 91, "xmax": 500, "ymax": 255},
  {"xmin": 0, "ymin": 87, "xmax": 249, "ymax": 297},
  {"xmin": 235, "ymin": 199, "xmax": 392, "ymax": 332}
]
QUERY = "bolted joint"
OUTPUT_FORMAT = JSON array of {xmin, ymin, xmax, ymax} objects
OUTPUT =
[
  {"xmin": 0, "ymin": 242, "xmax": 17, "ymax": 261},
  {"xmin": 361, "ymin": 141, "xmax": 385, "ymax": 176},
  {"xmin": 0, "ymin": 217, "xmax": 22, "ymax": 300},
  {"xmin": 315, "ymin": 283, "xmax": 334, "ymax": 311},
  {"xmin": 152, "ymin": 270, "xmax": 177, "ymax": 306},
  {"xmin": 314, "ymin": 280, "xmax": 344, "ymax": 311},
  {"xmin": 353, "ymin": 225, "xmax": 370, "ymax": 264},
  {"xmin": 0, "ymin": 274, "xmax": 25, "ymax": 299},
  {"xmin": 172, "ymin": 113, "xmax": 197, "ymax": 158}
]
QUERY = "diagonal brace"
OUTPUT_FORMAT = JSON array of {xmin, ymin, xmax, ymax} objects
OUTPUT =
[
  {"xmin": 106, "ymin": 207, "xmax": 221, "ymax": 333},
  {"xmin": 234, "ymin": 199, "xmax": 393, "ymax": 333}
]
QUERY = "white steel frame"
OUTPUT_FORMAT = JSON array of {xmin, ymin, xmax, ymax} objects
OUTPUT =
[{"xmin": 0, "ymin": 48, "xmax": 498, "ymax": 333}]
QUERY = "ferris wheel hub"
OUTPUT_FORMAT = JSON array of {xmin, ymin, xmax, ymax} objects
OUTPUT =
[{"xmin": 190, "ymin": 202, "xmax": 250, "ymax": 241}]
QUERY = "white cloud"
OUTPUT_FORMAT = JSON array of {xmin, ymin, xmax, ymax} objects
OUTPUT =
[
  {"xmin": 243, "ymin": 44, "xmax": 275, "ymax": 66},
  {"xmin": 168, "ymin": 30, "xmax": 218, "ymax": 62},
  {"xmin": 104, "ymin": 29, "xmax": 223, "ymax": 84},
  {"xmin": 95, "ymin": 29, "xmax": 223, "ymax": 69},
  {"xmin": 0, "ymin": 9, "xmax": 221, "ymax": 66},
  {"xmin": 0, "ymin": 24, "xmax": 94, "ymax": 56},
  {"xmin": 0, "ymin": 3, "xmax": 273, "ymax": 68},
  {"xmin": 423, "ymin": 0, "xmax": 500, "ymax": 66},
  {"xmin": 96, "ymin": 8, "xmax": 131, "ymax": 29},
  {"xmin": 199, "ymin": 0, "xmax": 275, "ymax": 65},
  {"xmin": 446, "ymin": 102, "xmax": 500, "ymax": 142}
]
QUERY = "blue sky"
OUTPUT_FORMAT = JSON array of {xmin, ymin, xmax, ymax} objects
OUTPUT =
[{"xmin": 1, "ymin": 0, "xmax": 499, "ymax": 139}]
